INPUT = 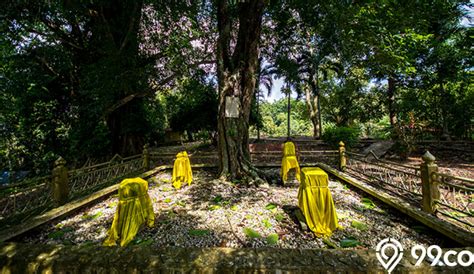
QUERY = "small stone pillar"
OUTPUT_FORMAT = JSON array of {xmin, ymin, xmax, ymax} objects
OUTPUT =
[
  {"xmin": 420, "ymin": 151, "xmax": 440, "ymax": 214},
  {"xmin": 142, "ymin": 144, "xmax": 150, "ymax": 170},
  {"xmin": 51, "ymin": 156, "xmax": 69, "ymax": 206},
  {"xmin": 339, "ymin": 141, "xmax": 346, "ymax": 171}
]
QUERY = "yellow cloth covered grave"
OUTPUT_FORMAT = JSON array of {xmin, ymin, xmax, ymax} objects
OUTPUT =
[
  {"xmin": 280, "ymin": 141, "xmax": 301, "ymax": 182},
  {"xmin": 172, "ymin": 151, "xmax": 193, "ymax": 189},
  {"xmin": 297, "ymin": 167, "xmax": 339, "ymax": 237},
  {"xmin": 103, "ymin": 177, "xmax": 154, "ymax": 247}
]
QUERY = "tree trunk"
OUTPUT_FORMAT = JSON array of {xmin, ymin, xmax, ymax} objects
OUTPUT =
[
  {"xmin": 387, "ymin": 76, "xmax": 398, "ymax": 129},
  {"xmin": 256, "ymin": 91, "xmax": 260, "ymax": 140},
  {"xmin": 305, "ymin": 79, "xmax": 321, "ymax": 139},
  {"xmin": 216, "ymin": 0, "xmax": 266, "ymax": 182},
  {"xmin": 287, "ymin": 88, "xmax": 291, "ymax": 139}
]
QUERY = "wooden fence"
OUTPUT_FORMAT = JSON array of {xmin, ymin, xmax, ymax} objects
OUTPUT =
[
  {"xmin": 0, "ymin": 148, "xmax": 149, "ymax": 227},
  {"xmin": 337, "ymin": 141, "xmax": 474, "ymax": 233}
]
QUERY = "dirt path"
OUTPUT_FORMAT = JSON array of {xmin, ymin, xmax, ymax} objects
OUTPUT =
[{"xmin": 19, "ymin": 169, "xmax": 449, "ymax": 249}]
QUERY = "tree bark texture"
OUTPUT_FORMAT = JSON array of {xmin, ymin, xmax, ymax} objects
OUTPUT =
[
  {"xmin": 305, "ymin": 77, "xmax": 322, "ymax": 139},
  {"xmin": 387, "ymin": 76, "xmax": 398, "ymax": 130},
  {"xmin": 216, "ymin": 0, "xmax": 266, "ymax": 181}
]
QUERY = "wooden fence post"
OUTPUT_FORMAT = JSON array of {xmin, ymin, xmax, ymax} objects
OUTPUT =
[
  {"xmin": 420, "ymin": 151, "xmax": 440, "ymax": 214},
  {"xmin": 339, "ymin": 141, "xmax": 346, "ymax": 171},
  {"xmin": 51, "ymin": 156, "xmax": 69, "ymax": 206},
  {"xmin": 143, "ymin": 144, "xmax": 150, "ymax": 170}
]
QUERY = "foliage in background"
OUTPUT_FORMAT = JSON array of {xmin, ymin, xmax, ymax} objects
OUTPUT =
[
  {"xmin": 250, "ymin": 98, "xmax": 312, "ymax": 137},
  {"xmin": 164, "ymin": 73, "xmax": 218, "ymax": 140},
  {"xmin": 322, "ymin": 126, "xmax": 360, "ymax": 149}
]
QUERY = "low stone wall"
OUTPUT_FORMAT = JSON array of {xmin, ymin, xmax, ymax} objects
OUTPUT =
[{"xmin": 1, "ymin": 243, "xmax": 472, "ymax": 273}]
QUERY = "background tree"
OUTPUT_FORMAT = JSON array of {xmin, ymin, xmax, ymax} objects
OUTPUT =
[
  {"xmin": 165, "ymin": 72, "xmax": 218, "ymax": 142},
  {"xmin": 0, "ymin": 1, "xmax": 213, "ymax": 172}
]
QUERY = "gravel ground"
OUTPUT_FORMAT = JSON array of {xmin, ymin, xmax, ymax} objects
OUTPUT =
[{"xmin": 20, "ymin": 168, "xmax": 448, "ymax": 249}]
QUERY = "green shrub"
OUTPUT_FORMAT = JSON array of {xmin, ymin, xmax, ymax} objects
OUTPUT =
[{"xmin": 322, "ymin": 126, "xmax": 360, "ymax": 148}]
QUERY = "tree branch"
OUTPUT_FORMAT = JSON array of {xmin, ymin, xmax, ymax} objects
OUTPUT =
[
  {"xmin": 119, "ymin": 2, "xmax": 139, "ymax": 53},
  {"xmin": 39, "ymin": 18, "xmax": 83, "ymax": 50},
  {"xmin": 102, "ymin": 58, "xmax": 215, "ymax": 118}
]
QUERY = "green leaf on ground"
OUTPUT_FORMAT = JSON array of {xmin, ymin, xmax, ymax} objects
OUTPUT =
[
  {"xmin": 245, "ymin": 214, "xmax": 253, "ymax": 220},
  {"xmin": 243, "ymin": 227, "xmax": 261, "ymax": 239},
  {"xmin": 62, "ymin": 226, "xmax": 74, "ymax": 233},
  {"xmin": 208, "ymin": 205, "xmax": 221, "ymax": 211},
  {"xmin": 338, "ymin": 213, "xmax": 349, "ymax": 220},
  {"xmin": 322, "ymin": 238, "xmax": 338, "ymax": 249},
  {"xmin": 133, "ymin": 238, "xmax": 153, "ymax": 246},
  {"xmin": 361, "ymin": 198, "xmax": 376, "ymax": 209},
  {"xmin": 213, "ymin": 195, "xmax": 223, "ymax": 204},
  {"xmin": 262, "ymin": 219, "xmax": 272, "ymax": 229},
  {"xmin": 340, "ymin": 237, "xmax": 362, "ymax": 248},
  {"xmin": 62, "ymin": 239, "xmax": 74, "ymax": 245},
  {"xmin": 265, "ymin": 203, "xmax": 277, "ymax": 210},
  {"xmin": 275, "ymin": 213, "xmax": 285, "ymax": 222},
  {"xmin": 230, "ymin": 205, "xmax": 238, "ymax": 211},
  {"xmin": 163, "ymin": 198, "xmax": 172, "ymax": 203},
  {"xmin": 189, "ymin": 229, "xmax": 211, "ymax": 236},
  {"xmin": 351, "ymin": 220, "xmax": 368, "ymax": 231},
  {"xmin": 81, "ymin": 211, "xmax": 103, "ymax": 220},
  {"xmin": 107, "ymin": 201, "xmax": 118, "ymax": 208},
  {"xmin": 48, "ymin": 230, "xmax": 65, "ymax": 239},
  {"xmin": 162, "ymin": 187, "xmax": 171, "ymax": 192},
  {"xmin": 266, "ymin": 233, "xmax": 279, "ymax": 245},
  {"xmin": 374, "ymin": 207, "xmax": 387, "ymax": 214},
  {"xmin": 175, "ymin": 200, "xmax": 186, "ymax": 207}
]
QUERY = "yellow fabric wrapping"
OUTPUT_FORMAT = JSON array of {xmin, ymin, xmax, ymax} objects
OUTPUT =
[
  {"xmin": 297, "ymin": 167, "xmax": 339, "ymax": 237},
  {"xmin": 280, "ymin": 141, "xmax": 301, "ymax": 182},
  {"xmin": 103, "ymin": 177, "xmax": 155, "ymax": 247},
  {"xmin": 172, "ymin": 151, "xmax": 193, "ymax": 189}
]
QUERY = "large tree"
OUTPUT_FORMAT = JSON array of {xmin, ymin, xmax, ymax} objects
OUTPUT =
[
  {"xmin": 216, "ymin": 0, "xmax": 266, "ymax": 182},
  {"xmin": 1, "ymin": 1, "xmax": 213, "ymax": 170}
]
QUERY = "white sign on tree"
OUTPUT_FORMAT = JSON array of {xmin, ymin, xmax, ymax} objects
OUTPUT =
[{"xmin": 225, "ymin": 96, "xmax": 240, "ymax": 118}]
